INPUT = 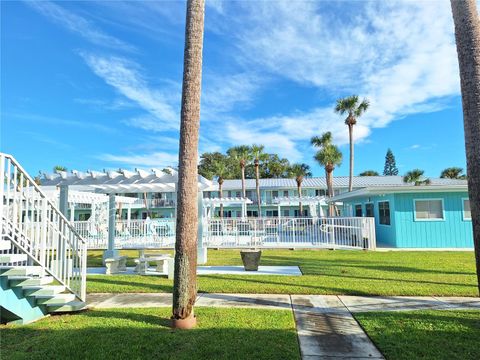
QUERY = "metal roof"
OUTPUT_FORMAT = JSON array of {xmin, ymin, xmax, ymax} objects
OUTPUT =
[
  {"xmin": 206, "ymin": 176, "xmax": 467, "ymax": 191},
  {"xmin": 328, "ymin": 183, "xmax": 469, "ymax": 202}
]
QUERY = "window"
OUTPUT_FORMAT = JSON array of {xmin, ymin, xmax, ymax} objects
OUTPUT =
[
  {"xmin": 463, "ymin": 199, "xmax": 471, "ymax": 220},
  {"xmin": 266, "ymin": 210, "xmax": 279, "ymax": 217},
  {"xmin": 315, "ymin": 189, "xmax": 326, "ymax": 196},
  {"xmin": 283, "ymin": 209, "xmax": 290, "ymax": 217},
  {"xmin": 378, "ymin": 201, "xmax": 390, "ymax": 225},
  {"xmin": 354, "ymin": 204, "xmax": 362, "ymax": 217},
  {"xmin": 414, "ymin": 199, "xmax": 444, "ymax": 220},
  {"xmin": 283, "ymin": 190, "xmax": 289, "ymax": 197},
  {"xmin": 247, "ymin": 210, "xmax": 258, "ymax": 217},
  {"xmin": 272, "ymin": 191, "xmax": 278, "ymax": 198},
  {"xmin": 365, "ymin": 203, "xmax": 374, "ymax": 217}
]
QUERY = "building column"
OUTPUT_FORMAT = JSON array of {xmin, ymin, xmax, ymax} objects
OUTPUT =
[
  {"xmin": 59, "ymin": 185, "xmax": 68, "ymax": 217},
  {"xmin": 69, "ymin": 203, "xmax": 75, "ymax": 222},
  {"xmin": 197, "ymin": 190, "xmax": 207, "ymax": 264},
  {"xmin": 103, "ymin": 193, "xmax": 119, "ymax": 263},
  {"xmin": 127, "ymin": 205, "xmax": 131, "ymax": 227}
]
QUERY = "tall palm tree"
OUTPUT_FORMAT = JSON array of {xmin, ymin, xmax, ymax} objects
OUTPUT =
[
  {"xmin": 227, "ymin": 145, "xmax": 251, "ymax": 198},
  {"xmin": 289, "ymin": 163, "xmax": 312, "ymax": 216},
  {"xmin": 172, "ymin": 0, "xmax": 205, "ymax": 327},
  {"xmin": 335, "ymin": 95, "xmax": 369, "ymax": 192},
  {"xmin": 212, "ymin": 159, "xmax": 230, "ymax": 218},
  {"xmin": 250, "ymin": 144, "xmax": 268, "ymax": 217},
  {"xmin": 440, "ymin": 167, "xmax": 465, "ymax": 179},
  {"xmin": 311, "ymin": 132, "xmax": 342, "ymax": 216},
  {"xmin": 403, "ymin": 169, "xmax": 431, "ymax": 186},
  {"xmin": 451, "ymin": 0, "xmax": 480, "ymax": 292}
]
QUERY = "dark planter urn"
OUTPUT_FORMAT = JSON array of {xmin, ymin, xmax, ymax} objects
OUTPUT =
[{"xmin": 240, "ymin": 250, "xmax": 262, "ymax": 271}]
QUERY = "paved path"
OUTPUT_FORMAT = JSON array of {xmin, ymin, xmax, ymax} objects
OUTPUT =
[{"xmin": 87, "ymin": 294, "xmax": 480, "ymax": 360}]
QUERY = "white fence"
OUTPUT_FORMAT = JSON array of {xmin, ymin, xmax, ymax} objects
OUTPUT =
[
  {"xmin": 204, "ymin": 217, "xmax": 375, "ymax": 249},
  {"xmin": 74, "ymin": 216, "xmax": 375, "ymax": 250},
  {"xmin": 74, "ymin": 219, "xmax": 176, "ymax": 249}
]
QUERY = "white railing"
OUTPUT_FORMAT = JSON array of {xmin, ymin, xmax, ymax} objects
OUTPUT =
[
  {"xmin": 0, "ymin": 153, "xmax": 87, "ymax": 301},
  {"xmin": 73, "ymin": 219, "xmax": 176, "ymax": 249},
  {"xmin": 203, "ymin": 217, "xmax": 376, "ymax": 250},
  {"xmin": 74, "ymin": 216, "xmax": 375, "ymax": 251},
  {"xmin": 130, "ymin": 198, "xmax": 176, "ymax": 208}
]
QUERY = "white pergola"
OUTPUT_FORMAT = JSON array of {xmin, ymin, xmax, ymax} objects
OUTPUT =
[
  {"xmin": 272, "ymin": 196, "xmax": 327, "ymax": 217},
  {"xmin": 202, "ymin": 197, "xmax": 253, "ymax": 219}
]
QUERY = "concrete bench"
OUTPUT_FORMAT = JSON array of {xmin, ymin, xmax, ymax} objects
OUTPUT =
[
  {"xmin": 105, "ymin": 256, "xmax": 127, "ymax": 275},
  {"xmin": 134, "ymin": 254, "xmax": 174, "ymax": 279}
]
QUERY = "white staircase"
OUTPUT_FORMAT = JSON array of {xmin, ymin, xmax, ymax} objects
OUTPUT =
[{"xmin": 1, "ymin": 153, "xmax": 87, "ymax": 324}]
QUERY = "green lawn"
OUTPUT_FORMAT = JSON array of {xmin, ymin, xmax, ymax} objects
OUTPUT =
[
  {"xmin": 356, "ymin": 310, "xmax": 480, "ymax": 360},
  {"xmin": 1, "ymin": 307, "xmax": 300, "ymax": 360},
  {"xmin": 87, "ymin": 249, "xmax": 478, "ymax": 296}
]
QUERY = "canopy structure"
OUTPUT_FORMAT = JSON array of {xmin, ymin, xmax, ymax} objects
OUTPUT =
[
  {"xmin": 202, "ymin": 197, "xmax": 253, "ymax": 219},
  {"xmin": 272, "ymin": 196, "xmax": 327, "ymax": 218}
]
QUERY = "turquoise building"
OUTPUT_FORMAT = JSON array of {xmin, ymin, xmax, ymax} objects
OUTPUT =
[{"xmin": 330, "ymin": 182, "xmax": 473, "ymax": 249}]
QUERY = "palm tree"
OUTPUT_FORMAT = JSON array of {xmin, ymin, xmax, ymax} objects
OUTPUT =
[
  {"xmin": 172, "ymin": 0, "xmax": 205, "ymax": 327},
  {"xmin": 212, "ymin": 159, "xmax": 231, "ymax": 218},
  {"xmin": 440, "ymin": 167, "xmax": 465, "ymax": 179},
  {"xmin": 227, "ymin": 145, "xmax": 251, "ymax": 198},
  {"xmin": 451, "ymin": 0, "xmax": 480, "ymax": 292},
  {"xmin": 250, "ymin": 144, "xmax": 268, "ymax": 217},
  {"xmin": 359, "ymin": 170, "xmax": 379, "ymax": 176},
  {"xmin": 289, "ymin": 163, "xmax": 312, "ymax": 216},
  {"xmin": 53, "ymin": 165, "xmax": 67, "ymax": 173},
  {"xmin": 335, "ymin": 95, "xmax": 369, "ymax": 192},
  {"xmin": 311, "ymin": 132, "xmax": 342, "ymax": 216},
  {"xmin": 403, "ymin": 169, "xmax": 431, "ymax": 186}
]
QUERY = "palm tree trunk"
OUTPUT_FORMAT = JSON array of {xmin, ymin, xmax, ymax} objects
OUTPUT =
[
  {"xmin": 241, "ymin": 165, "xmax": 246, "ymax": 198},
  {"xmin": 173, "ymin": 0, "xmax": 205, "ymax": 323},
  {"xmin": 326, "ymin": 167, "xmax": 334, "ymax": 217},
  {"xmin": 297, "ymin": 183, "xmax": 303, "ymax": 216},
  {"xmin": 348, "ymin": 124, "xmax": 354, "ymax": 192},
  {"xmin": 451, "ymin": 0, "xmax": 480, "ymax": 293},
  {"xmin": 255, "ymin": 160, "xmax": 261, "ymax": 217},
  {"xmin": 219, "ymin": 182, "xmax": 223, "ymax": 219}
]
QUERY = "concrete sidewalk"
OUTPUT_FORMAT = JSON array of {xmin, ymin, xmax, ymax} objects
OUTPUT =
[
  {"xmin": 86, "ymin": 294, "xmax": 479, "ymax": 360},
  {"xmin": 87, "ymin": 293, "xmax": 480, "ymax": 312}
]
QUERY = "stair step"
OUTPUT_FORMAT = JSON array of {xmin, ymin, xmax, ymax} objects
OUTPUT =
[
  {"xmin": 47, "ymin": 301, "xmax": 86, "ymax": 313},
  {"xmin": 0, "ymin": 239, "xmax": 11, "ymax": 250},
  {"xmin": 0, "ymin": 253, "xmax": 28, "ymax": 264},
  {"xmin": 0, "ymin": 266, "xmax": 44, "ymax": 277},
  {"xmin": 36, "ymin": 293, "xmax": 77, "ymax": 305},
  {"xmin": 9, "ymin": 276, "xmax": 54, "ymax": 287},
  {"xmin": 23, "ymin": 285, "xmax": 66, "ymax": 297}
]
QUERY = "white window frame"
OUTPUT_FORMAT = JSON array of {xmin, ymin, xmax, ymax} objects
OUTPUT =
[
  {"xmin": 378, "ymin": 200, "xmax": 391, "ymax": 226},
  {"xmin": 354, "ymin": 203, "xmax": 363, "ymax": 217},
  {"xmin": 462, "ymin": 198, "xmax": 472, "ymax": 221},
  {"xmin": 413, "ymin": 198, "xmax": 445, "ymax": 221}
]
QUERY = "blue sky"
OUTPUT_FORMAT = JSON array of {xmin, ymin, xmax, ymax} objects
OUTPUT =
[{"xmin": 0, "ymin": 0, "xmax": 469, "ymax": 178}]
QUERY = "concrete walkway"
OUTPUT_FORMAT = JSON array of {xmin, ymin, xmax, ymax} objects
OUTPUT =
[{"xmin": 86, "ymin": 294, "xmax": 480, "ymax": 360}]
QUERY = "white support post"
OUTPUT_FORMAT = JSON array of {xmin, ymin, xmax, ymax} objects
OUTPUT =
[
  {"xmin": 197, "ymin": 190, "xmax": 207, "ymax": 264},
  {"xmin": 103, "ymin": 193, "xmax": 119, "ymax": 263},
  {"xmin": 40, "ymin": 198, "xmax": 48, "ymax": 277},
  {"xmin": 127, "ymin": 205, "xmax": 131, "ymax": 227},
  {"xmin": 70, "ymin": 203, "xmax": 75, "ymax": 223},
  {"xmin": 0, "ymin": 155, "xmax": 4, "ymax": 223}
]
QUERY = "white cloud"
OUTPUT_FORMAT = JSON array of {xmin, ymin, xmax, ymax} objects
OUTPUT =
[
  {"xmin": 81, "ymin": 54, "xmax": 180, "ymax": 130},
  {"xmin": 99, "ymin": 151, "xmax": 178, "ymax": 167},
  {"xmin": 25, "ymin": 1, "xmax": 134, "ymax": 51},
  {"xmin": 193, "ymin": 0, "xmax": 462, "ymax": 160}
]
